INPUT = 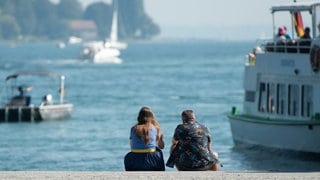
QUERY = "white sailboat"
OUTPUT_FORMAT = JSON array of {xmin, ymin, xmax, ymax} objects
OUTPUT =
[{"xmin": 81, "ymin": 0, "xmax": 124, "ymax": 63}]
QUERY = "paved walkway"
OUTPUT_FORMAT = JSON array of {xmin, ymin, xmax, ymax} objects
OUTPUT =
[{"xmin": 0, "ymin": 171, "xmax": 319, "ymax": 180}]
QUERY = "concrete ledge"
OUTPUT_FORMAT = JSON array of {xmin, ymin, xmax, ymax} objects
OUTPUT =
[{"xmin": 0, "ymin": 171, "xmax": 319, "ymax": 180}]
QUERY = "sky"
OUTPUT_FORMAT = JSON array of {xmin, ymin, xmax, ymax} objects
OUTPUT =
[{"xmin": 76, "ymin": 0, "xmax": 307, "ymax": 40}]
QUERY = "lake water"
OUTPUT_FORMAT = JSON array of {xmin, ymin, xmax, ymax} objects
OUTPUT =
[{"xmin": 0, "ymin": 40, "xmax": 320, "ymax": 171}]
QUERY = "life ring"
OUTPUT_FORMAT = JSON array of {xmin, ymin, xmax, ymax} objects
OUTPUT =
[{"xmin": 310, "ymin": 45, "xmax": 320, "ymax": 72}]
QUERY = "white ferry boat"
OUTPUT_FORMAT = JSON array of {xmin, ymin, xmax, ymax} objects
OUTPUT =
[{"xmin": 228, "ymin": 1, "xmax": 320, "ymax": 153}]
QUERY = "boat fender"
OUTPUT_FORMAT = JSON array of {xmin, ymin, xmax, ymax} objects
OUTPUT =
[{"xmin": 310, "ymin": 44, "xmax": 320, "ymax": 72}]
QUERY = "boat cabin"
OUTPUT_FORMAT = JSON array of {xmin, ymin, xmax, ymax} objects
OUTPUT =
[{"xmin": 258, "ymin": 2, "xmax": 320, "ymax": 54}]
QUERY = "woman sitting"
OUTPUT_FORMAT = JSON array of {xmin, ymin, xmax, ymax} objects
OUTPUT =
[{"xmin": 124, "ymin": 106, "xmax": 165, "ymax": 171}]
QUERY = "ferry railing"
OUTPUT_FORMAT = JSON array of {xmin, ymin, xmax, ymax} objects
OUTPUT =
[
  {"xmin": 246, "ymin": 38, "xmax": 312, "ymax": 66},
  {"xmin": 259, "ymin": 38, "xmax": 311, "ymax": 54}
]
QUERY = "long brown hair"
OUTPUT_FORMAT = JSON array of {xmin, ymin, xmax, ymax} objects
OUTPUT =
[{"xmin": 134, "ymin": 106, "xmax": 163, "ymax": 147}]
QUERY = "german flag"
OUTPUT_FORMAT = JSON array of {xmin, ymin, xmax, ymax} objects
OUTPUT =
[{"xmin": 293, "ymin": 12, "xmax": 304, "ymax": 37}]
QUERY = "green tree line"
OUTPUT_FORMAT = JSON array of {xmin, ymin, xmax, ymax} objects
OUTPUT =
[{"xmin": 0, "ymin": 0, "xmax": 160, "ymax": 41}]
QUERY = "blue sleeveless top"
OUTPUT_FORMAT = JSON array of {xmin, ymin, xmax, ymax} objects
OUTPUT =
[{"xmin": 130, "ymin": 125, "xmax": 157, "ymax": 149}]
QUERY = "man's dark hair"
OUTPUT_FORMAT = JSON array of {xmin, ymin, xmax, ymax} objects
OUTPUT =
[{"xmin": 181, "ymin": 110, "xmax": 195, "ymax": 122}]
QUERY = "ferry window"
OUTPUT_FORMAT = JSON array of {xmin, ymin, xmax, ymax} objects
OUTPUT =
[
  {"xmin": 288, "ymin": 84, "xmax": 299, "ymax": 116},
  {"xmin": 277, "ymin": 84, "xmax": 286, "ymax": 115},
  {"xmin": 301, "ymin": 85, "xmax": 313, "ymax": 117},
  {"xmin": 267, "ymin": 83, "xmax": 276, "ymax": 113},
  {"xmin": 245, "ymin": 91, "xmax": 255, "ymax": 102},
  {"xmin": 258, "ymin": 83, "xmax": 266, "ymax": 112},
  {"xmin": 274, "ymin": 11, "xmax": 312, "ymax": 40}
]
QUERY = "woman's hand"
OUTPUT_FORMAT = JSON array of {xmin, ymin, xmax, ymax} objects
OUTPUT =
[{"xmin": 158, "ymin": 134, "xmax": 165, "ymax": 149}]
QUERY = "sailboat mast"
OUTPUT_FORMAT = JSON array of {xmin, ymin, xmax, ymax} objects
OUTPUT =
[{"xmin": 110, "ymin": 0, "xmax": 118, "ymax": 42}]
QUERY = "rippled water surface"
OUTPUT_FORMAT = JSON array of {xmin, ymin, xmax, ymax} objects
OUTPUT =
[{"xmin": 0, "ymin": 40, "xmax": 319, "ymax": 171}]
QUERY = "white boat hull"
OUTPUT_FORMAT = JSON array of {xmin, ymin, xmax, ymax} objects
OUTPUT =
[
  {"xmin": 39, "ymin": 103, "xmax": 73, "ymax": 120},
  {"xmin": 93, "ymin": 56, "xmax": 122, "ymax": 64},
  {"xmin": 228, "ymin": 115, "xmax": 320, "ymax": 153},
  {"xmin": 93, "ymin": 47, "xmax": 122, "ymax": 64},
  {"xmin": 0, "ymin": 103, "xmax": 73, "ymax": 123},
  {"xmin": 94, "ymin": 48, "xmax": 120, "ymax": 59}
]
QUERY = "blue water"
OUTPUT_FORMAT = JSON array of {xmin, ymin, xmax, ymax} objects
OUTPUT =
[{"xmin": 0, "ymin": 40, "xmax": 320, "ymax": 171}]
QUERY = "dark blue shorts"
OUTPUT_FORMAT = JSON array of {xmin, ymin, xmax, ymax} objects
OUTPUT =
[{"xmin": 124, "ymin": 147, "xmax": 165, "ymax": 171}]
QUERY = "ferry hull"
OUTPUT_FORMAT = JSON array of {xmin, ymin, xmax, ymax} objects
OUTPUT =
[{"xmin": 228, "ymin": 115, "xmax": 320, "ymax": 153}]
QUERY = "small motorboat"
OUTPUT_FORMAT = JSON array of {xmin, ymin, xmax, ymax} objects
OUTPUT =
[{"xmin": 0, "ymin": 71, "xmax": 73, "ymax": 123}]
